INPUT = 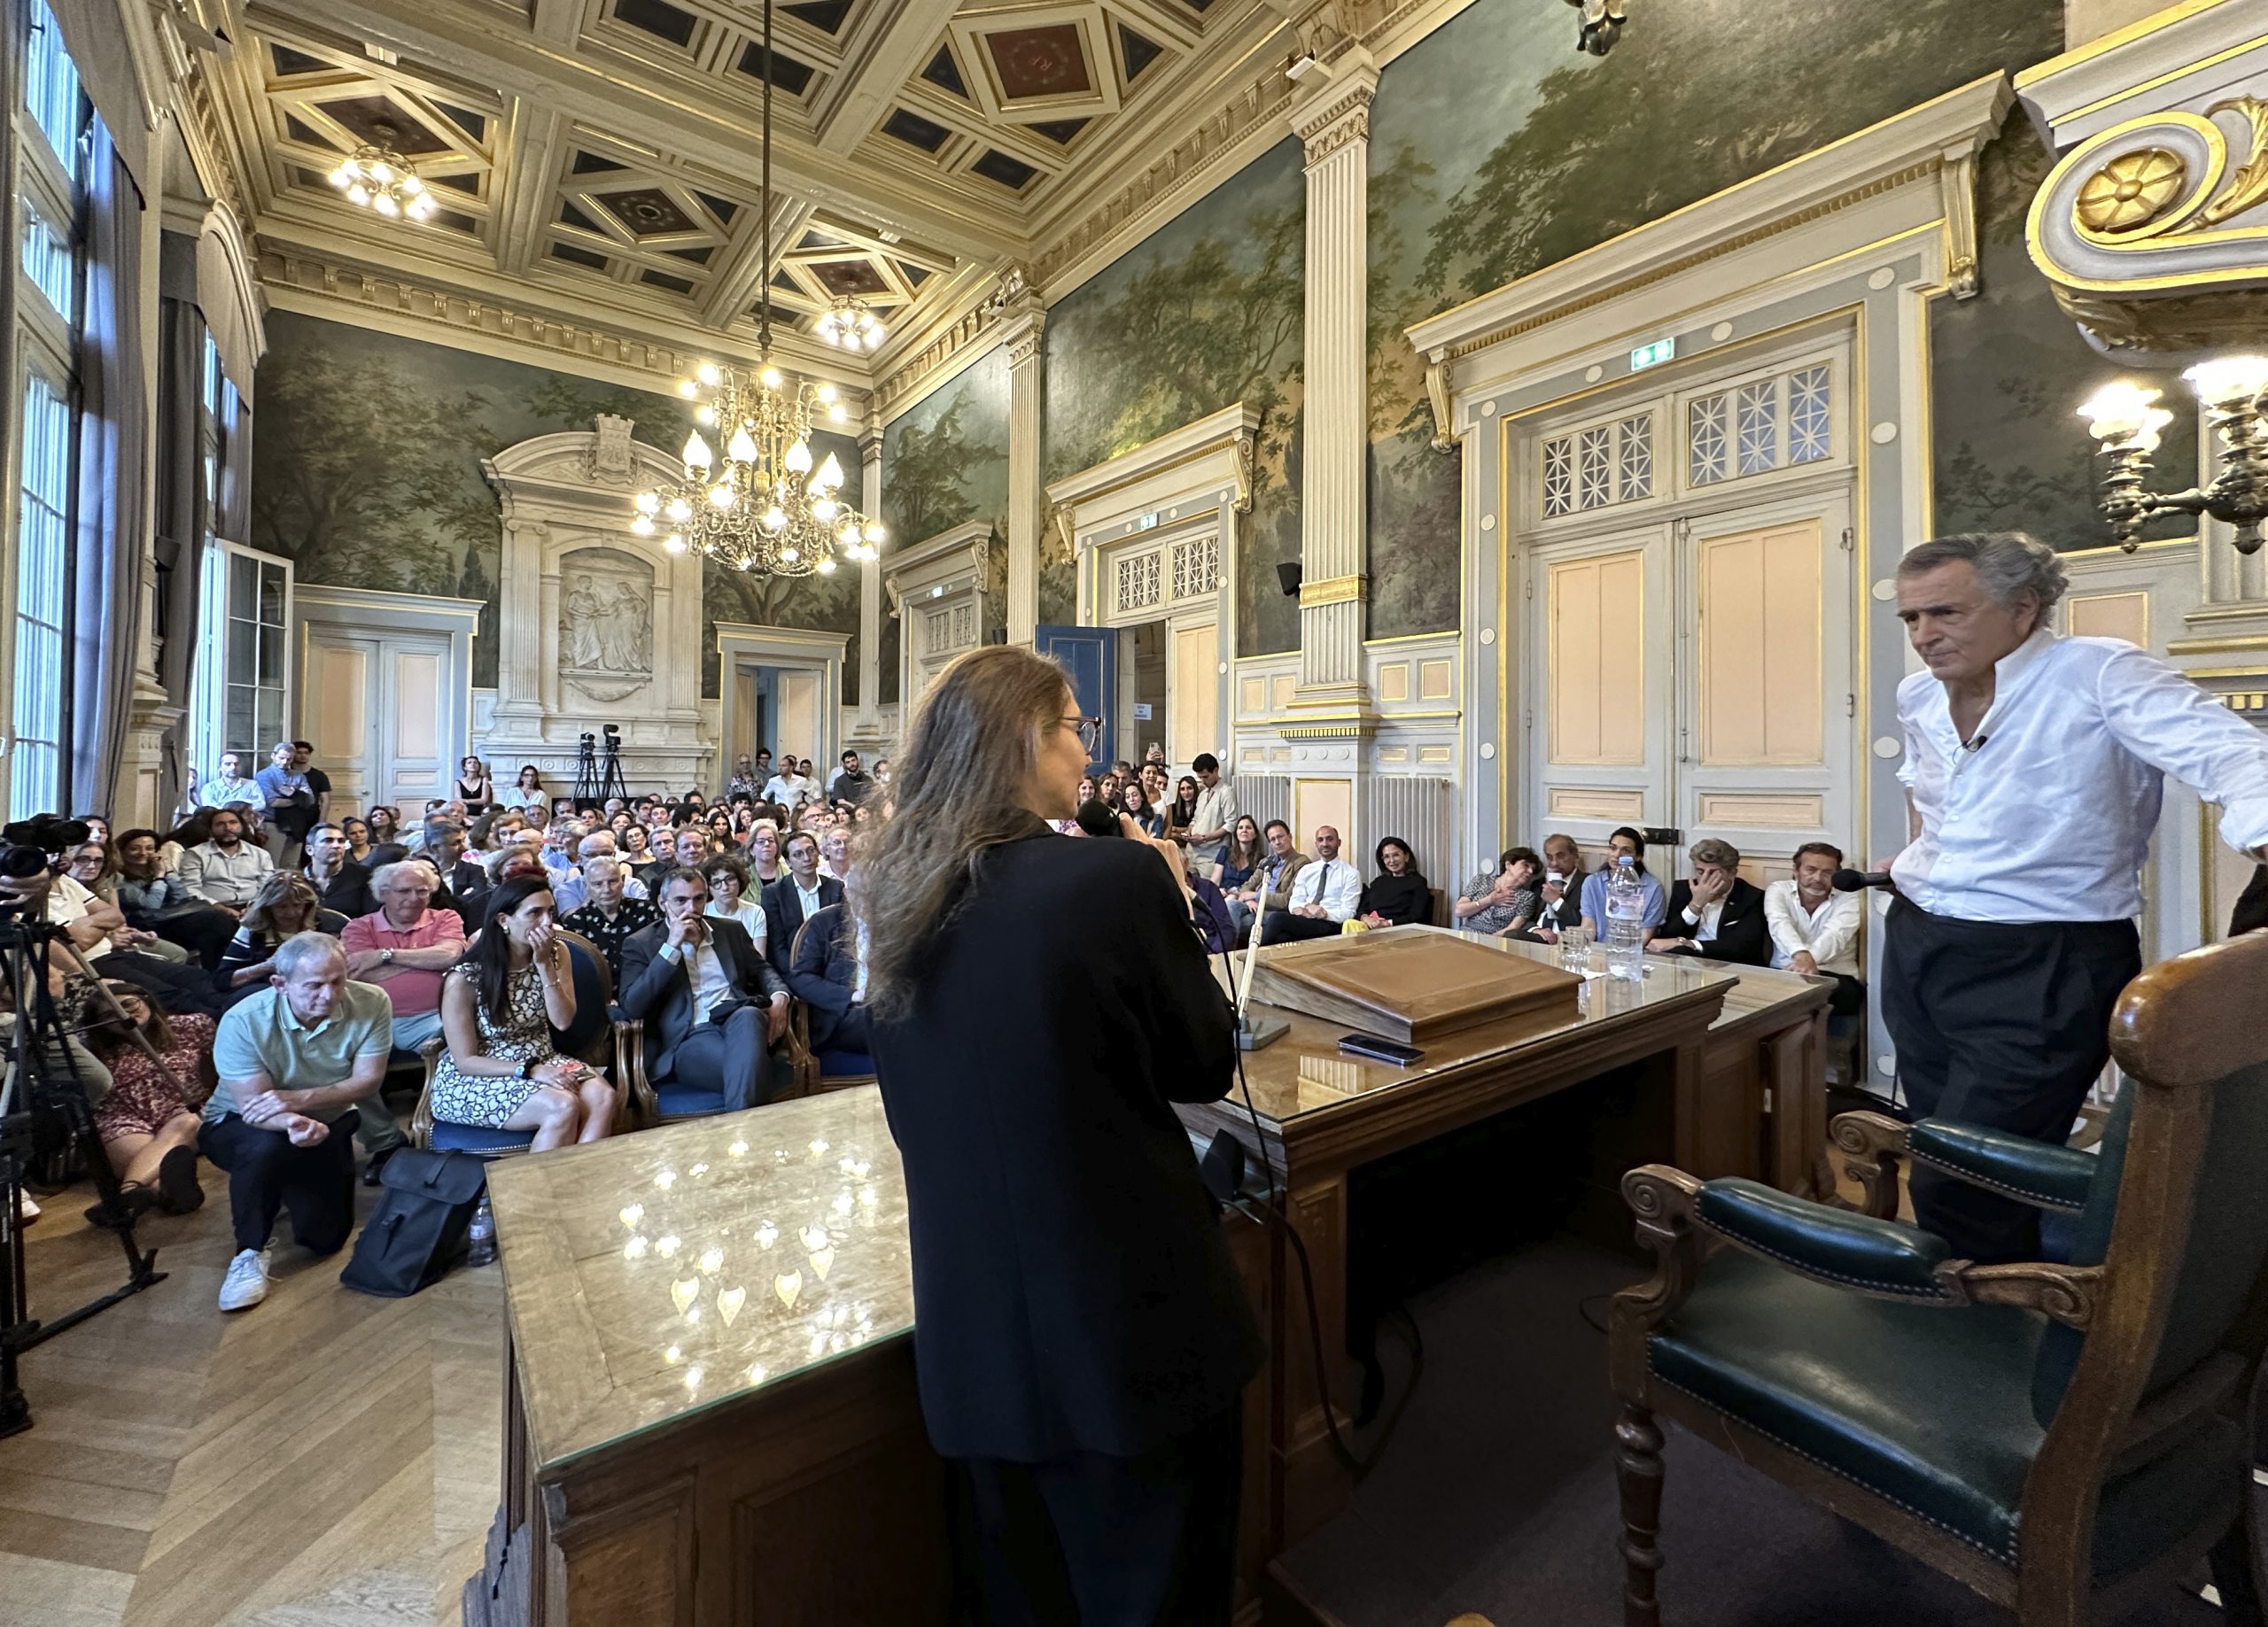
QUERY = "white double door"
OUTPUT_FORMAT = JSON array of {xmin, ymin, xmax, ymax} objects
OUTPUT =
[
  {"xmin": 302, "ymin": 630, "xmax": 456, "ymax": 810},
  {"xmin": 1524, "ymin": 477, "xmax": 1859, "ymax": 886}
]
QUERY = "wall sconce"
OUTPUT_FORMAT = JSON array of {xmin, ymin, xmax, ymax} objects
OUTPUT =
[{"xmin": 2080, "ymin": 355, "xmax": 2268, "ymax": 554}]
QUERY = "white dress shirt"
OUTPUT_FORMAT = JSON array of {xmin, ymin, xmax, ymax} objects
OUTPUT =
[
  {"xmin": 176, "ymin": 839, "xmax": 275, "ymax": 906},
  {"xmin": 1763, "ymin": 880, "xmax": 1862, "ymax": 974},
  {"xmin": 764, "ymin": 774, "xmax": 816, "ymax": 805},
  {"xmin": 1679, "ymin": 895, "xmax": 1728, "ymax": 943},
  {"xmin": 1189, "ymin": 780, "xmax": 1239, "ymax": 846},
  {"xmin": 1895, "ymin": 628, "xmax": 2268, "ymax": 922},
  {"xmin": 1286, "ymin": 856, "xmax": 1363, "ymax": 923},
  {"xmin": 662, "ymin": 929, "xmax": 734, "ymax": 1025}
]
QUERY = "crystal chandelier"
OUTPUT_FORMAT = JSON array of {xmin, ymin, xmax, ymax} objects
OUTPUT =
[
  {"xmin": 815, "ymin": 293, "xmax": 886, "ymax": 353},
  {"xmin": 629, "ymin": 0, "xmax": 886, "ymax": 577},
  {"xmin": 328, "ymin": 137, "xmax": 437, "ymax": 222}
]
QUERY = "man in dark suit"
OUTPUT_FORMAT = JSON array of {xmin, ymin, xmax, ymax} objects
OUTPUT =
[
  {"xmin": 1648, "ymin": 836, "xmax": 1773, "ymax": 966},
  {"xmin": 759, "ymin": 831, "xmax": 845, "ymax": 974},
  {"xmin": 423, "ymin": 818, "xmax": 490, "ymax": 915},
  {"xmin": 785, "ymin": 901, "xmax": 868, "ymax": 1056},
  {"xmin": 617, "ymin": 867, "xmax": 793, "ymax": 1111}
]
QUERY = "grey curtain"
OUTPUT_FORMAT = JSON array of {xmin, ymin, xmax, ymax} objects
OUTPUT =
[
  {"xmin": 66, "ymin": 117, "xmax": 147, "ymax": 813},
  {"xmin": 153, "ymin": 238, "xmax": 206, "ymax": 811}
]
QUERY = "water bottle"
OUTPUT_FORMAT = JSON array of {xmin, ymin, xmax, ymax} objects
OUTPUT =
[
  {"xmin": 467, "ymin": 1191, "xmax": 497, "ymax": 1267},
  {"xmin": 1604, "ymin": 856, "xmax": 1648, "ymax": 982}
]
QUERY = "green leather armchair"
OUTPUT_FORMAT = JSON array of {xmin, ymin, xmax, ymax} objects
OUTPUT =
[{"xmin": 1608, "ymin": 929, "xmax": 2268, "ymax": 1627}]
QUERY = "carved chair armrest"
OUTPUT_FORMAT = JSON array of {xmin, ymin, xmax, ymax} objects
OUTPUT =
[
  {"xmin": 1694, "ymin": 1173, "xmax": 2106, "ymax": 1328},
  {"xmin": 1829, "ymin": 1110, "xmax": 1910, "ymax": 1219},
  {"xmin": 612, "ymin": 1017, "xmax": 655, "ymax": 1130},
  {"xmin": 1907, "ymin": 1119, "xmax": 2096, "ymax": 1214}
]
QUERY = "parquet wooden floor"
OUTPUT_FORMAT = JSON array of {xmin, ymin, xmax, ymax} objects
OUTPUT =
[{"xmin": 0, "ymin": 1175, "xmax": 501, "ymax": 1627}]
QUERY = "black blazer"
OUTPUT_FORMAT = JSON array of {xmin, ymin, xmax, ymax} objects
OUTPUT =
[
  {"xmin": 1535, "ymin": 870, "xmax": 1584, "ymax": 934},
  {"xmin": 1655, "ymin": 875, "xmax": 1773, "ymax": 966},
  {"xmin": 759, "ymin": 872, "xmax": 845, "ymax": 975},
  {"xmin": 616, "ymin": 916, "xmax": 787, "ymax": 1081},
  {"xmin": 307, "ymin": 864, "xmax": 374, "ymax": 920},
  {"xmin": 2233, "ymin": 864, "xmax": 2268, "ymax": 937},
  {"xmin": 869, "ymin": 818, "xmax": 1262, "ymax": 1462},
  {"xmin": 786, "ymin": 903, "xmax": 867, "ymax": 1055}
]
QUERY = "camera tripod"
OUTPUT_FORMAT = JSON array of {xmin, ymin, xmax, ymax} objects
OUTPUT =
[
  {"xmin": 1, "ymin": 918, "xmax": 172, "ymax": 1438},
  {"xmin": 571, "ymin": 729, "xmax": 629, "ymax": 806}
]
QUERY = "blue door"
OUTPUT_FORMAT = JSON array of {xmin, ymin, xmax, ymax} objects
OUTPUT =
[{"xmin": 1035, "ymin": 624, "xmax": 1117, "ymax": 770}]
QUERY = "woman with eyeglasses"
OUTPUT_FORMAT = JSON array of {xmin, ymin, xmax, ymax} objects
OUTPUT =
[{"xmin": 858, "ymin": 648, "xmax": 1256, "ymax": 1623}]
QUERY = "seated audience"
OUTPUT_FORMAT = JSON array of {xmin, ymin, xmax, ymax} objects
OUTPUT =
[
  {"xmin": 202, "ymin": 934, "xmax": 392, "ymax": 1311},
  {"xmin": 1357, "ymin": 837, "xmax": 1432, "ymax": 927},
  {"xmin": 156, "ymin": 809, "xmax": 209, "ymax": 874},
  {"xmin": 49, "ymin": 856, "xmax": 221, "ymax": 1014},
  {"xmin": 339, "ymin": 817, "xmax": 374, "ymax": 866},
  {"xmin": 205, "ymin": 750, "xmax": 261, "ymax": 810},
  {"xmin": 1764, "ymin": 841, "xmax": 1865, "ymax": 1014},
  {"xmin": 1166, "ymin": 776, "xmax": 1200, "ymax": 845},
  {"xmin": 66, "ymin": 840, "xmax": 117, "ymax": 904},
  {"xmin": 1579, "ymin": 825, "xmax": 1668, "ymax": 935},
  {"xmin": 366, "ymin": 805, "xmax": 401, "ymax": 847},
  {"xmin": 761, "ymin": 832, "xmax": 845, "ymax": 975},
  {"xmin": 429, "ymin": 874, "xmax": 617, "ymax": 1151},
  {"xmin": 828, "ymin": 749, "xmax": 874, "ymax": 805},
  {"xmin": 1121, "ymin": 777, "xmax": 1167, "ymax": 839},
  {"xmin": 1212, "ymin": 816, "xmax": 1267, "ymax": 944},
  {"xmin": 645, "ymin": 825, "xmax": 711, "ymax": 895},
  {"xmin": 425, "ymin": 817, "xmax": 487, "ymax": 905},
  {"xmin": 500, "ymin": 764, "xmax": 548, "ymax": 815},
  {"xmin": 300, "ymin": 822, "xmax": 375, "ymax": 918},
  {"xmin": 1456, "ymin": 846, "xmax": 1542, "ymax": 936},
  {"xmin": 1648, "ymin": 837, "xmax": 1772, "ymax": 965},
  {"xmin": 1261, "ymin": 825, "xmax": 1362, "ymax": 944},
  {"xmin": 561, "ymin": 856, "xmax": 658, "ymax": 979},
  {"xmin": 765, "ymin": 756, "xmax": 818, "ymax": 806},
  {"xmin": 703, "ymin": 854, "xmax": 768, "ymax": 953},
  {"xmin": 214, "ymin": 874, "xmax": 349, "ymax": 999},
  {"xmin": 89, "ymin": 982, "xmax": 212, "ymax": 1216},
  {"xmin": 177, "ymin": 806, "xmax": 276, "ymax": 912},
  {"xmin": 454, "ymin": 755, "xmax": 493, "ymax": 817},
  {"xmin": 620, "ymin": 868, "xmax": 794, "ymax": 1111},
  {"xmin": 1530, "ymin": 833, "xmax": 1587, "ymax": 941},
  {"xmin": 786, "ymin": 901, "xmax": 869, "ymax": 1057},
  {"xmin": 551, "ymin": 831, "xmax": 644, "ymax": 912},
  {"xmin": 725, "ymin": 753, "xmax": 763, "ymax": 801},
  {"xmin": 1232, "ymin": 819, "xmax": 1307, "ymax": 935},
  {"xmin": 818, "ymin": 828, "xmax": 852, "ymax": 882},
  {"xmin": 621, "ymin": 823, "xmax": 653, "ymax": 864},
  {"xmin": 339, "ymin": 861, "xmax": 466, "ymax": 1166},
  {"xmin": 115, "ymin": 827, "xmax": 237, "ymax": 966},
  {"xmin": 742, "ymin": 822, "xmax": 784, "ymax": 886}
]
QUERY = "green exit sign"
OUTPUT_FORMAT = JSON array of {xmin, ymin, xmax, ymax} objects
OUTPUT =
[{"xmin": 1630, "ymin": 338, "xmax": 1676, "ymax": 371}]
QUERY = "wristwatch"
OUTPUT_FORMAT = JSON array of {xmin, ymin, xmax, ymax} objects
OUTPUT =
[
  {"xmin": 518, "ymin": 1058, "xmax": 534, "ymax": 1081},
  {"xmin": 380, "ymin": 947, "xmax": 395, "ymax": 965}
]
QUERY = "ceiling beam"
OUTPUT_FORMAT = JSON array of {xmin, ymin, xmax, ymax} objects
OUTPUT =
[
  {"xmin": 806, "ymin": 0, "xmax": 958, "ymax": 157},
  {"xmin": 248, "ymin": 0, "xmax": 1021, "ymax": 263}
]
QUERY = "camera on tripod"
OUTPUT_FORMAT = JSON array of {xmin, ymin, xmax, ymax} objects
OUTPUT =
[{"xmin": 0, "ymin": 815, "xmax": 89, "ymax": 919}]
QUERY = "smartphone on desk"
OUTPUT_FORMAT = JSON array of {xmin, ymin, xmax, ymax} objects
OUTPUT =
[{"xmin": 1337, "ymin": 1032, "xmax": 1424, "ymax": 1066}]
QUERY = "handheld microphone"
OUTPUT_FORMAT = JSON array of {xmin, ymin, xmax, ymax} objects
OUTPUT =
[{"xmin": 1831, "ymin": 867, "xmax": 1895, "ymax": 893}]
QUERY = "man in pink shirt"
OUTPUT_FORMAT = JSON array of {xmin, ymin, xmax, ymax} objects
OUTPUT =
[{"xmin": 339, "ymin": 860, "xmax": 467, "ymax": 1173}]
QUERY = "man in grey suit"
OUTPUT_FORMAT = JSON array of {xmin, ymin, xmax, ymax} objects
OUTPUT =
[{"xmin": 617, "ymin": 868, "xmax": 793, "ymax": 1112}]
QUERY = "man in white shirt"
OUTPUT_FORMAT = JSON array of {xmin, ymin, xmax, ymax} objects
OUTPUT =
[
  {"xmin": 1763, "ymin": 841, "xmax": 1864, "ymax": 1009},
  {"xmin": 1886, "ymin": 532, "xmax": 2268, "ymax": 1261},
  {"xmin": 1261, "ymin": 826, "xmax": 1363, "ymax": 944},
  {"xmin": 765, "ymin": 757, "xmax": 818, "ymax": 806},
  {"xmin": 177, "ymin": 808, "xmax": 276, "ymax": 912},
  {"xmin": 205, "ymin": 751, "xmax": 261, "ymax": 810},
  {"xmin": 1184, "ymin": 754, "xmax": 1238, "ymax": 866}
]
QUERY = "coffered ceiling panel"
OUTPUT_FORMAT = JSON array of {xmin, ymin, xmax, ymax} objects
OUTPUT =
[{"xmin": 209, "ymin": 0, "xmax": 1295, "ymax": 377}]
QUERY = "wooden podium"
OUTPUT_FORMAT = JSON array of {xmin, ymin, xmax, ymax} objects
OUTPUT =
[{"xmin": 1247, "ymin": 925, "xmax": 1582, "ymax": 1044}]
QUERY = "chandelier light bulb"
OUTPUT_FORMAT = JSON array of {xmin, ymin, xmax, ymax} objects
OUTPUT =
[
  {"xmin": 631, "ymin": 515, "xmax": 656, "ymax": 536},
  {"xmin": 760, "ymin": 367, "xmax": 784, "ymax": 390},
  {"xmin": 2185, "ymin": 354, "xmax": 2268, "ymax": 407},
  {"xmin": 369, "ymin": 159, "xmax": 395, "ymax": 184},
  {"xmin": 684, "ymin": 431, "xmax": 713, "ymax": 469},
  {"xmin": 863, "ymin": 523, "xmax": 886, "ymax": 544},
  {"xmin": 678, "ymin": 380, "xmax": 699, "ymax": 399},
  {"xmin": 818, "ymin": 558, "xmax": 837, "ymax": 574},
  {"xmin": 726, "ymin": 425, "xmax": 761, "ymax": 464},
  {"xmin": 815, "ymin": 453, "xmax": 845, "ymax": 491},
  {"xmin": 665, "ymin": 497, "xmax": 693, "ymax": 523},
  {"xmin": 373, "ymin": 193, "xmax": 400, "ymax": 217},
  {"xmin": 812, "ymin": 498, "xmax": 838, "ymax": 522},
  {"xmin": 2078, "ymin": 382, "xmax": 2161, "ymax": 444},
  {"xmin": 786, "ymin": 439, "xmax": 813, "ymax": 476},
  {"xmin": 401, "ymin": 174, "xmax": 424, "ymax": 196},
  {"xmin": 839, "ymin": 524, "xmax": 859, "ymax": 546},
  {"xmin": 827, "ymin": 404, "xmax": 848, "ymax": 424},
  {"xmin": 817, "ymin": 384, "xmax": 838, "ymax": 406},
  {"xmin": 408, "ymin": 193, "xmax": 437, "ymax": 221},
  {"xmin": 710, "ymin": 482, "xmax": 738, "ymax": 510},
  {"xmin": 781, "ymin": 547, "xmax": 799, "ymax": 564},
  {"xmin": 329, "ymin": 164, "xmax": 352, "ymax": 188},
  {"xmin": 763, "ymin": 505, "xmax": 788, "ymax": 531},
  {"xmin": 634, "ymin": 492, "xmax": 661, "ymax": 515},
  {"xmin": 697, "ymin": 363, "xmax": 722, "ymax": 387},
  {"xmin": 664, "ymin": 532, "xmax": 687, "ymax": 554},
  {"xmin": 695, "ymin": 405, "xmax": 716, "ymax": 426},
  {"xmin": 346, "ymin": 183, "xmax": 370, "ymax": 205}
]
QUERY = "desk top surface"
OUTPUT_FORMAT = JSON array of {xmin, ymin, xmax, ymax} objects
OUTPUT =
[
  {"xmin": 485, "ymin": 1088, "xmax": 910, "ymax": 1479},
  {"xmin": 1223, "ymin": 930, "xmax": 1824, "ymax": 1127}
]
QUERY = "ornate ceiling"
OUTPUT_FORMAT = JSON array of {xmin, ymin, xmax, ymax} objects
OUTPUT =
[{"xmin": 182, "ymin": 0, "xmax": 1355, "ymax": 391}]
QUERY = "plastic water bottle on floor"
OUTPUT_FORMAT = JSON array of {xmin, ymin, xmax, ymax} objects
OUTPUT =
[
  {"xmin": 467, "ymin": 1191, "xmax": 496, "ymax": 1267},
  {"xmin": 1604, "ymin": 856, "xmax": 1648, "ymax": 982}
]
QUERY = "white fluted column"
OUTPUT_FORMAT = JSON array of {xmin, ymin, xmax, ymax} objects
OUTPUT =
[
  {"xmin": 855, "ymin": 415, "xmax": 885, "ymax": 740},
  {"xmin": 1001, "ymin": 301, "xmax": 1047, "ymax": 647},
  {"xmin": 1290, "ymin": 53, "xmax": 1378, "ymax": 715}
]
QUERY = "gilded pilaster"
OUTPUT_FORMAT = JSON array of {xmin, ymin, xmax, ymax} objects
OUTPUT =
[
  {"xmin": 1001, "ymin": 298, "xmax": 1047, "ymax": 647},
  {"xmin": 854, "ymin": 416, "xmax": 887, "ymax": 741}
]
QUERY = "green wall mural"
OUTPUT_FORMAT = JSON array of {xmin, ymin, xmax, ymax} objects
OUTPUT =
[
  {"xmin": 1930, "ymin": 114, "xmax": 2196, "ymax": 546},
  {"xmin": 252, "ymin": 311, "xmax": 865, "ymax": 701},
  {"xmin": 1363, "ymin": 0, "xmax": 2068, "ymax": 639},
  {"xmin": 881, "ymin": 345, "xmax": 1010, "ymax": 687},
  {"xmin": 1043, "ymin": 136, "xmax": 1305, "ymax": 654}
]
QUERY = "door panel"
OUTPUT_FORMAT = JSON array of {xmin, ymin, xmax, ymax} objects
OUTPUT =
[
  {"xmin": 1547, "ymin": 549, "xmax": 1646, "ymax": 766},
  {"xmin": 1170, "ymin": 621, "xmax": 1220, "ymax": 767},
  {"xmin": 1036, "ymin": 624, "xmax": 1118, "ymax": 768},
  {"xmin": 1696, "ymin": 520, "xmax": 1823, "ymax": 766}
]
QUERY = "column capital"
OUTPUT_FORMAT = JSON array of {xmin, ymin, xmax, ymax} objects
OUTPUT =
[
  {"xmin": 1000, "ymin": 306, "xmax": 1048, "ymax": 370},
  {"xmin": 1290, "ymin": 51, "xmax": 1378, "ymax": 166},
  {"xmin": 858, "ymin": 416, "xmax": 884, "ymax": 464}
]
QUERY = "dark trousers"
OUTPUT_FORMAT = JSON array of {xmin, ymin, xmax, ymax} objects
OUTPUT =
[
  {"xmin": 959, "ymin": 1402, "xmax": 1242, "ymax": 1627},
  {"xmin": 1881, "ymin": 900, "xmax": 2140, "ymax": 1263},
  {"xmin": 666, "ymin": 1006, "xmax": 786, "ymax": 1111},
  {"xmin": 103, "ymin": 949, "xmax": 226, "ymax": 1018},
  {"xmin": 198, "ymin": 1108, "xmax": 361, "ymax": 1255},
  {"xmin": 1259, "ymin": 910, "xmax": 1341, "ymax": 947},
  {"xmin": 151, "ymin": 905, "xmax": 238, "ymax": 969}
]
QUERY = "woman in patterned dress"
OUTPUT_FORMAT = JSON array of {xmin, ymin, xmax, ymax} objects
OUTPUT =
[
  {"xmin": 89, "ymin": 982, "xmax": 211, "ymax": 1215},
  {"xmin": 430, "ymin": 873, "xmax": 617, "ymax": 1151}
]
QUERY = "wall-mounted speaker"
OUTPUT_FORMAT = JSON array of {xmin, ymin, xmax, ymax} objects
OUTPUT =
[{"xmin": 1277, "ymin": 562, "xmax": 1303, "ymax": 598}]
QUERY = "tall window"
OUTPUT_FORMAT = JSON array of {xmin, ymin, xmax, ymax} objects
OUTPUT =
[
  {"xmin": 12, "ymin": 376, "xmax": 69, "ymax": 817},
  {"xmin": 22, "ymin": 0, "xmax": 82, "ymax": 170}
]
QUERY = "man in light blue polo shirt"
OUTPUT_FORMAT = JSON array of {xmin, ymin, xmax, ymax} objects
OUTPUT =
[{"xmin": 201, "ymin": 933, "xmax": 392, "ymax": 1312}]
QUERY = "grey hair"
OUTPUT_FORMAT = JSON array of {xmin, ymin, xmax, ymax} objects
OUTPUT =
[
  {"xmin": 369, "ymin": 860, "xmax": 432, "ymax": 895},
  {"xmin": 576, "ymin": 832, "xmax": 617, "ymax": 858},
  {"xmin": 581, "ymin": 855, "xmax": 622, "ymax": 879},
  {"xmin": 271, "ymin": 931, "xmax": 346, "ymax": 982},
  {"xmin": 1689, "ymin": 837, "xmax": 1743, "ymax": 871},
  {"xmin": 1897, "ymin": 531, "xmax": 2067, "ymax": 618}
]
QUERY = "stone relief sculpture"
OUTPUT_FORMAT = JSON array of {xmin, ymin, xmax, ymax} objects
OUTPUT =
[{"xmin": 558, "ymin": 547, "xmax": 656, "ymax": 701}]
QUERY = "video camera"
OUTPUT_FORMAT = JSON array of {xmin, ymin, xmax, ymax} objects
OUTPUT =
[{"xmin": 0, "ymin": 815, "xmax": 88, "ymax": 920}]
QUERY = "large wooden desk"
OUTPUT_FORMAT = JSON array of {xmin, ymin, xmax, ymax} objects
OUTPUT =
[{"xmin": 1180, "ymin": 928, "xmax": 1831, "ymax": 1560}]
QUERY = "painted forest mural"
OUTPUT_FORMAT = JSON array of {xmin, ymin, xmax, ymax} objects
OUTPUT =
[
  {"xmin": 1363, "ymin": 0, "xmax": 2068, "ymax": 639},
  {"xmin": 1043, "ymin": 137, "xmax": 1305, "ymax": 655},
  {"xmin": 252, "ymin": 312, "xmax": 865, "ymax": 700},
  {"xmin": 881, "ymin": 346, "xmax": 1010, "ymax": 689}
]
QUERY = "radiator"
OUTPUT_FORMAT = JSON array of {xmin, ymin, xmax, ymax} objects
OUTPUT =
[
  {"xmin": 1361, "ymin": 776, "xmax": 1459, "ymax": 890},
  {"xmin": 1234, "ymin": 773, "xmax": 1293, "ymax": 839}
]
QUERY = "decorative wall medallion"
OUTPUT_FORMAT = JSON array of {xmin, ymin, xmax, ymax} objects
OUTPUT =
[
  {"xmin": 586, "ymin": 414, "xmax": 638, "ymax": 485},
  {"xmin": 2078, "ymin": 147, "xmax": 2187, "ymax": 235}
]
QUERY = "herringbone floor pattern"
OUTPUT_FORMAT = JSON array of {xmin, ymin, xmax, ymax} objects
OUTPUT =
[{"xmin": 0, "ymin": 1176, "xmax": 501, "ymax": 1627}]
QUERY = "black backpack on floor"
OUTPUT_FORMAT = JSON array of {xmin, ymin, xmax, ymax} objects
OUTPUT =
[{"xmin": 340, "ymin": 1149, "xmax": 486, "ymax": 1297}]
